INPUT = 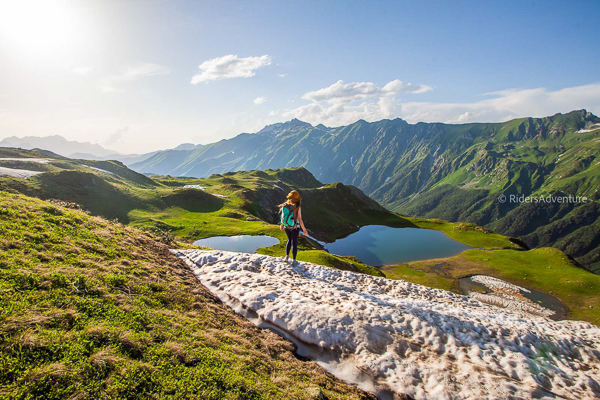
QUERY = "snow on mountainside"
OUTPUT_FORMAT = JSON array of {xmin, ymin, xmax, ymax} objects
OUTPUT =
[{"xmin": 174, "ymin": 249, "xmax": 600, "ymax": 400}]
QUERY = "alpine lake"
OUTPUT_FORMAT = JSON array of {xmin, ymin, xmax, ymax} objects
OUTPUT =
[{"xmin": 194, "ymin": 225, "xmax": 473, "ymax": 266}]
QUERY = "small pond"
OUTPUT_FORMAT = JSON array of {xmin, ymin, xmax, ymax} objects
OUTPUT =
[
  {"xmin": 323, "ymin": 225, "xmax": 473, "ymax": 266},
  {"xmin": 193, "ymin": 235, "xmax": 279, "ymax": 254}
]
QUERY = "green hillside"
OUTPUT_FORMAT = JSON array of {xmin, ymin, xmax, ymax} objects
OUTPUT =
[
  {"xmin": 0, "ymin": 149, "xmax": 520, "ymax": 267},
  {"xmin": 0, "ymin": 191, "xmax": 376, "ymax": 399},
  {"xmin": 5, "ymin": 149, "xmax": 600, "ymax": 325},
  {"xmin": 129, "ymin": 110, "xmax": 600, "ymax": 272}
]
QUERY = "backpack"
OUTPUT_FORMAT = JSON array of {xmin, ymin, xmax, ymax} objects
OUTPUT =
[{"xmin": 280, "ymin": 204, "xmax": 296, "ymax": 228}]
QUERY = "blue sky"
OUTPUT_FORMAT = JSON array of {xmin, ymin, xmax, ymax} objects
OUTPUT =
[{"xmin": 0, "ymin": 0, "xmax": 598, "ymax": 152}]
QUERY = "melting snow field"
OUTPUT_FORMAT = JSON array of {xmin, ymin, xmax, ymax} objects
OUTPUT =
[
  {"xmin": 174, "ymin": 249, "xmax": 600, "ymax": 400},
  {"xmin": 0, "ymin": 166, "xmax": 43, "ymax": 178},
  {"xmin": 0, "ymin": 158, "xmax": 51, "ymax": 178},
  {"xmin": 467, "ymin": 275, "xmax": 555, "ymax": 319},
  {"xmin": 0, "ymin": 157, "xmax": 52, "ymax": 163}
]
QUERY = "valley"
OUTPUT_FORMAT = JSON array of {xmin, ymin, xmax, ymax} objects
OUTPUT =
[
  {"xmin": 3, "ymin": 1, "xmax": 598, "ymax": 397},
  {"xmin": 127, "ymin": 110, "xmax": 600, "ymax": 273},
  {"xmin": 2, "ymin": 146, "xmax": 600, "ymax": 399},
  {"xmin": 1, "ymin": 147, "xmax": 599, "ymax": 324}
]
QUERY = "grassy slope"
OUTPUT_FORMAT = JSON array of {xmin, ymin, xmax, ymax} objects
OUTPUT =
[
  {"xmin": 142, "ymin": 170, "xmax": 521, "ymax": 250},
  {"xmin": 397, "ymin": 116, "xmax": 600, "ymax": 271},
  {"xmin": 382, "ymin": 247, "xmax": 600, "ymax": 325},
  {"xmin": 0, "ymin": 149, "xmax": 521, "ymax": 252},
  {"xmin": 7, "ymin": 149, "xmax": 599, "ymax": 325},
  {"xmin": 0, "ymin": 191, "xmax": 375, "ymax": 400}
]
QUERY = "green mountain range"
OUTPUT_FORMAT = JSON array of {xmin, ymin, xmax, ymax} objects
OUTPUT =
[
  {"xmin": 130, "ymin": 110, "xmax": 600, "ymax": 272},
  {"xmin": 2, "ymin": 148, "xmax": 600, "ymax": 325}
]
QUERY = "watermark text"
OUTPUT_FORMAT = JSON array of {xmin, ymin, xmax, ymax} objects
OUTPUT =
[{"xmin": 497, "ymin": 194, "xmax": 588, "ymax": 204}]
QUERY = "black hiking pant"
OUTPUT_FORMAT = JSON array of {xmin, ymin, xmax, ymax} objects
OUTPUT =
[{"xmin": 284, "ymin": 227, "xmax": 300, "ymax": 260}]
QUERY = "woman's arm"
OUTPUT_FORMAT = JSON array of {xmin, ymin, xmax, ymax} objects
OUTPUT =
[{"xmin": 298, "ymin": 207, "xmax": 308, "ymax": 235}]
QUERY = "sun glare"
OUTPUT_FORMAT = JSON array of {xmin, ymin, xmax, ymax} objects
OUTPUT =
[{"xmin": 0, "ymin": 0, "xmax": 86, "ymax": 59}]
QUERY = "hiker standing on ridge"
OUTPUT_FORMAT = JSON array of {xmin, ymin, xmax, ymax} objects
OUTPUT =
[{"xmin": 278, "ymin": 190, "xmax": 308, "ymax": 265}]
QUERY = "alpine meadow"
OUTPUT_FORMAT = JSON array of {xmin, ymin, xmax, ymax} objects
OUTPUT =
[{"xmin": 1, "ymin": 1, "xmax": 600, "ymax": 399}]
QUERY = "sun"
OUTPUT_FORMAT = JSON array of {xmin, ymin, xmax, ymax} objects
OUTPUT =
[{"xmin": 0, "ymin": 0, "xmax": 85, "ymax": 59}]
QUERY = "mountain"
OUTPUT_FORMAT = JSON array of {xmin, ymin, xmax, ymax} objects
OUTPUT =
[
  {"xmin": 4, "ymin": 148, "xmax": 600, "ymax": 324},
  {"xmin": 173, "ymin": 142, "xmax": 199, "ymax": 150},
  {"xmin": 0, "ymin": 135, "xmax": 117, "ymax": 158},
  {"xmin": 130, "ymin": 110, "xmax": 600, "ymax": 272},
  {"xmin": 94, "ymin": 151, "xmax": 161, "ymax": 165},
  {"xmin": 0, "ymin": 135, "xmax": 163, "ymax": 165}
]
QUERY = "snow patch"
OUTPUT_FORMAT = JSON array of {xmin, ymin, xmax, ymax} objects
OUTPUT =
[
  {"xmin": 0, "ymin": 157, "xmax": 52, "ymax": 163},
  {"xmin": 467, "ymin": 276, "xmax": 556, "ymax": 318},
  {"xmin": 83, "ymin": 165, "xmax": 113, "ymax": 175},
  {"xmin": 273, "ymin": 184, "xmax": 284, "ymax": 191},
  {"xmin": 577, "ymin": 123, "xmax": 600, "ymax": 133},
  {"xmin": 471, "ymin": 275, "xmax": 530, "ymax": 293},
  {"xmin": 174, "ymin": 249, "xmax": 600, "ymax": 400},
  {"xmin": 0, "ymin": 166, "xmax": 43, "ymax": 178},
  {"xmin": 555, "ymin": 153, "xmax": 564, "ymax": 164},
  {"xmin": 212, "ymin": 193, "xmax": 228, "ymax": 198},
  {"xmin": 182, "ymin": 185, "xmax": 206, "ymax": 190}
]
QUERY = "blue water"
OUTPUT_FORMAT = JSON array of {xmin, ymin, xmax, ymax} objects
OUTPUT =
[
  {"xmin": 193, "ymin": 235, "xmax": 279, "ymax": 253},
  {"xmin": 324, "ymin": 226, "xmax": 473, "ymax": 266}
]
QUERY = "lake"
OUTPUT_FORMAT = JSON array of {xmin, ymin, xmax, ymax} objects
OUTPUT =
[
  {"xmin": 323, "ymin": 225, "xmax": 473, "ymax": 266},
  {"xmin": 193, "ymin": 235, "xmax": 279, "ymax": 254}
]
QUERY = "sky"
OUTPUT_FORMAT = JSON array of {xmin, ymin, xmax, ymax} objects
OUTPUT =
[{"xmin": 0, "ymin": 0, "xmax": 599, "ymax": 153}]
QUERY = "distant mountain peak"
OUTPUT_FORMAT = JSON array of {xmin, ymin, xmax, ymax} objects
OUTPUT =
[
  {"xmin": 0, "ymin": 135, "xmax": 118, "ymax": 158},
  {"xmin": 172, "ymin": 143, "xmax": 197, "ymax": 151},
  {"xmin": 288, "ymin": 118, "xmax": 312, "ymax": 127},
  {"xmin": 258, "ymin": 118, "xmax": 314, "ymax": 135}
]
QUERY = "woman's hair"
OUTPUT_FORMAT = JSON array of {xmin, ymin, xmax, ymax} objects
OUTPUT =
[{"xmin": 278, "ymin": 190, "xmax": 302, "ymax": 209}]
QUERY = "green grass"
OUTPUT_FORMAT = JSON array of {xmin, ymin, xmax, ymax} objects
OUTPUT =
[
  {"xmin": 0, "ymin": 191, "xmax": 375, "ymax": 399},
  {"xmin": 382, "ymin": 247, "xmax": 600, "ymax": 325},
  {"xmin": 381, "ymin": 264, "xmax": 457, "ymax": 292},
  {"xmin": 407, "ymin": 218, "xmax": 523, "ymax": 249}
]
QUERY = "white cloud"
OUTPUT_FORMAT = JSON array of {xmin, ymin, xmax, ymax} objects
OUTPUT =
[
  {"xmin": 399, "ymin": 84, "xmax": 600, "ymax": 124},
  {"xmin": 191, "ymin": 54, "xmax": 271, "ymax": 84},
  {"xmin": 279, "ymin": 81, "xmax": 600, "ymax": 127},
  {"xmin": 278, "ymin": 73, "xmax": 287, "ymax": 78},
  {"xmin": 302, "ymin": 79, "xmax": 432, "ymax": 104},
  {"xmin": 253, "ymin": 96, "xmax": 266, "ymax": 105},
  {"xmin": 104, "ymin": 126, "xmax": 129, "ymax": 146},
  {"xmin": 119, "ymin": 63, "xmax": 171, "ymax": 79},
  {"xmin": 101, "ymin": 62, "xmax": 170, "ymax": 92}
]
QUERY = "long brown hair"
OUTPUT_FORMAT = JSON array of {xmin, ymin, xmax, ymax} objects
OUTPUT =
[{"xmin": 278, "ymin": 190, "xmax": 302, "ymax": 215}]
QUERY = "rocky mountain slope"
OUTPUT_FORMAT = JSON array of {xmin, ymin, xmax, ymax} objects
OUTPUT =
[{"xmin": 130, "ymin": 110, "xmax": 600, "ymax": 272}]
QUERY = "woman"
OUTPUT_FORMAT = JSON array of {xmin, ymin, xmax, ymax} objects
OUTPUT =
[{"xmin": 278, "ymin": 190, "xmax": 308, "ymax": 265}]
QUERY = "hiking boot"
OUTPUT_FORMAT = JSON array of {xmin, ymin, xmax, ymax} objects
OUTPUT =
[
  {"xmin": 291, "ymin": 259, "xmax": 299, "ymax": 266},
  {"xmin": 283, "ymin": 255, "xmax": 289, "ymax": 263}
]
